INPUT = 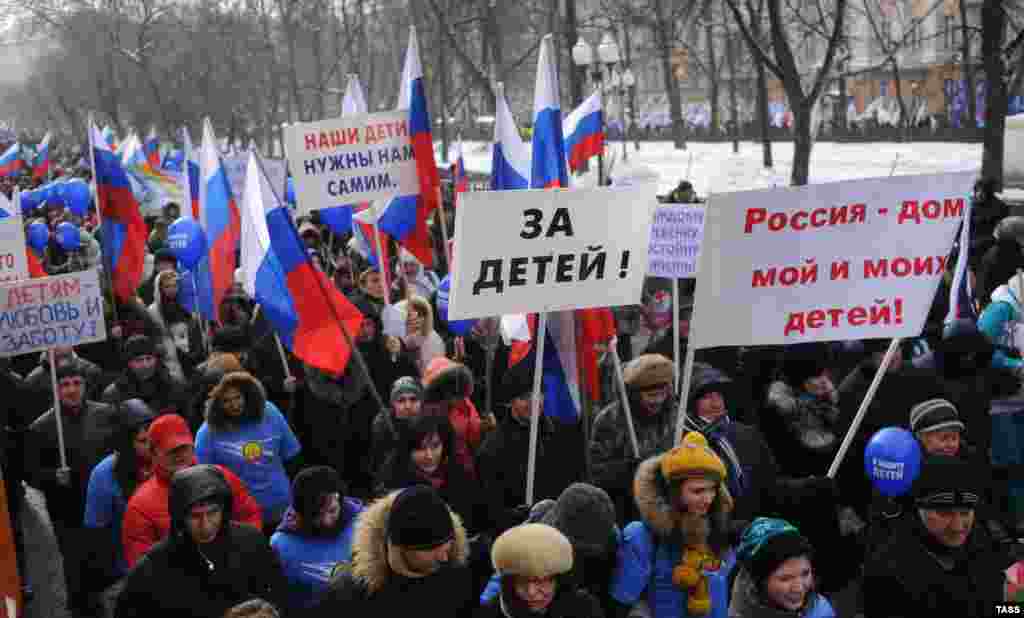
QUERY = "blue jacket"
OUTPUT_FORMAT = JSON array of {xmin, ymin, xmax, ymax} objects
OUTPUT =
[
  {"xmin": 84, "ymin": 454, "xmax": 129, "ymax": 576},
  {"xmin": 978, "ymin": 284, "xmax": 1024, "ymax": 370},
  {"xmin": 608, "ymin": 453, "xmax": 736, "ymax": 618},
  {"xmin": 270, "ymin": 498, "xmax": 363, "ymax": 611}
]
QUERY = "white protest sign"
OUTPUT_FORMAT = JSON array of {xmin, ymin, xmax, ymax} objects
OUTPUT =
[
  {"xmin": 689, "ymin": 172, "xmax": 975, "ymax": 348},
  {"xmin": 0, "ymin": 217, "xmax": 29, "ymax": 284},
  {"xmin": 284, "ymin": 111, "xmax": 420, "ymax": 215},
  {"xmin": 223, "ymin": 154, "xmax": 288, "ymax": 206},
  {"xmin": 647, "ymin": 204, "xmax": 704, "ymax": 278},
  {"xmin": 0, "ymin": 269, "xmax": 107, "ymax": 357},
  {"xmin": 447, "ymin": 184, "xmax": 658, "ymax": 320}
]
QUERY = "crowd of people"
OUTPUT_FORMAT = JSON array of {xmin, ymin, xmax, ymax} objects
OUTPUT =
[{"xmin": 0, "ymin": 167, "xmax": 1020, "ymax": 618}]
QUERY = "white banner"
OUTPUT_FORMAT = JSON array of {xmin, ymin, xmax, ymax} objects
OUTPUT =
[
  {"xmin": 285, "ymin": 111, "xmax": 420, "ymax": 215},
  {"xmin": 0, "ymin": 269, "xmax": 107, "ymax": 357},
  {"xmin": 0, "ymin": 217, "xmax": 29, "ymax": 284},
  {"xmin": 647, "ymin": 204, "xmax": 704, "ymax": 278},
  {"xmin": 689, "ymin": 172, "xmax": 975, "ymax": 348},
  {"xmin": 447, "ymin": 184, "xmax": 658, "ymax": 320},
  {"xmin": 223, "ymin": 154, "xmax": 288, "ymax": 207}
]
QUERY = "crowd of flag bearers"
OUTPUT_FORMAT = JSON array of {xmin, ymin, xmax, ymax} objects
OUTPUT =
[{"xmin": 0, "ymin": 25, "xmax": 1019, "ymax": 618}]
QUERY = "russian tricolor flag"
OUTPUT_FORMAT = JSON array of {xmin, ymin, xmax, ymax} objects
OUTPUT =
[
  {"xmin": 490, "ymin": 83, "xmax": 530, "ymax": 191},
  {"xmin": 198, "ymin": 119, "xmax": 241, "ymax": 323},
  {"xmin": 453, "ymin": 138, "xmax": 468, "ymax": 207},
  {"xmin": 179, "ymin": 128, "xmax": 201, "ymax": 219},
  {"xmin": 531, "ymin": 35, "xmax": 569, "ymax": 190},
  {"xmin": 143, "ymin": 127, "xmax": 161, "ymax": 171},
  {"xmin": 90, "ymin": 123, "xmax": 147, "ymax": 301},
  {"xmin": 564, "ymin": 90, "xmax": 604, "ymax": 173},
  {"xmin": 0, "ymin": 143, "xmax": 24, "ymax": 177},
  {"xmin": 352, "ymin": 203, "xmax": 393, "ymax": 272},
  {"xmin": 32, "ymin": 133, "xmax": 51, "ymax": 180},
  {"xmin": 376, "ymin": 27, "xmax": 440, "ymax": 267},
  {"xmin": 947, "ymin": 199, "xmax": 977, "ymax": 323},
  {"xmin": 241, "ymin": 151, "xmax": 364, "ymax": 375}
]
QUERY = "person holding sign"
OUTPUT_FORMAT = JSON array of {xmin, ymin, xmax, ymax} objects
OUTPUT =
[
  {"xmin": 102, "ymin": 335, "xmax": 190, "ymax": 418},
  {"xmin": 24, "ymin": 362, "xmax": 118, "ymax": 616},
  {"xmin": 590, "ymin": 354, "xmax": 678, "ymax": 523}
]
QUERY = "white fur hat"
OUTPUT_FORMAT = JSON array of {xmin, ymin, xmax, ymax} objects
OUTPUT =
[{"xmin": 492, "ymin": 523, "xmax": 573, "ymax": 578}]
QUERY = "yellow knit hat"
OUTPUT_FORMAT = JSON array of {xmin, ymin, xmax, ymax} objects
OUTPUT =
[{"xmin": 660, "ymin": 432, "xmax": 727, "ymax": 484}]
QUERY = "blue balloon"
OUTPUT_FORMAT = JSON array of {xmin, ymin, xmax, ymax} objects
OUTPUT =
[
  {"xmin": 27, "ymin": 222, "xmax": 49, "ymax": 252},
  {"xmin": 62, "ymin": 180, "xmax": 92, "ymax": 217},
  {"xmin": 167, "ymin": 217, "xmax": 207, "ymax": 269},
  {"xmin": 436, "ymin": 276, "xmax": 477, "ymax": 336},
  {"xmin": 35, "ymin": 183, "xmax": 54, "ymax": 203},
  {"xmin": 19, "ymin": 189, "xmax": 42, "ymax": 214},
  {"xmin": 55, "ymin": 221, "xmax": 81, "ymax": 251},
  {"xmin": 864, "ymin": 427, "xmax": 922, "ymax": 497}
]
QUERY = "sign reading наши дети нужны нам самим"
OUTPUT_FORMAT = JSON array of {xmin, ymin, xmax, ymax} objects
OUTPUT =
[
  {"xmin": 284, "ymin": 110, "xmax": 421, "ymax": 215},
  {"xmin": 446, "ymin": 184, "xmax": 659, "ymax": 321}
]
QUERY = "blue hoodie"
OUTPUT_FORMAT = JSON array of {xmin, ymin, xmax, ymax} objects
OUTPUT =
[
  {"xmin": 978, "ymin": 283, "xmax": 1024, "ymax": 370},
  {"xmin": 270, "ymin": 497, "xmax": 363, "ymax": 611}
]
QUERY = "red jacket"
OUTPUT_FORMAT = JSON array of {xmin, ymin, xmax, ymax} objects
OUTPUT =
[{"xmin": 122, "ymin": 459, "xmax": 262, "ymax": 568}]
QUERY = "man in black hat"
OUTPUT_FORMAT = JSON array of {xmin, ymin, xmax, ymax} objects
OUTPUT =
[
  {"xmin": 24, "ymin": 362, "xmax": 118, "ymax": 617},
  {"xmin": 103, "ymin": 334, "xmax": 189, "ymax": 417},
  {"xmin": 311, "ymin": 485, "xmax": 474, "ymax": 617},
  {"xmin": 862, "ymin": 456, "xmax": 1010, "ymax": 618}
]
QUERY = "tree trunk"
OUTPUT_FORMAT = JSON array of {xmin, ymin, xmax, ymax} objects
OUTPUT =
[
  {"xmin": 652, "ymin": 0, "xmax": 686, "ymax": 149},
  {"xmin": 981, "ymin": 0, "xmax": 1007, "ymax": 188},
  {"xmin": 790, "ymin": 100, "xmax": 813, "ymax": 185},
  {"xmin": 756, "ymin": 58, "xmax": 773, "ymax": 167},
  {"xmin": 439, "ymin": 11, "xmax": 450, "ymax": 163},
  {"xmin": 727, "ymin": 33, "xmax": 739, "ymax": 153},
  {"xmin": 959, "ymin": 0, "xmax": 976, "ymax": 130},
  {"xmin": 706, "ymin": 19, "xmax": 720, "ymax": 133},
  {"xmin": 889, "ymin": 58, "xmax": 909, "ymax": 139},
  {"xmin": 565, "ymin": 0, "xmax": 583, "ymax": 108}
]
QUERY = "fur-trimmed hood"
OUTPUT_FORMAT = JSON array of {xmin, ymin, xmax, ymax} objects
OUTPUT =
[
  {"xmin": 205, "ymin": 371, "xmax": 267, "ymax": 430},
  {"xmin": 632, "ymin": 452, "xmax": 734, "ymax": 542},
  {"xmin": 350, "ymin": 490, "xmax": 469, "ymax": 594}
]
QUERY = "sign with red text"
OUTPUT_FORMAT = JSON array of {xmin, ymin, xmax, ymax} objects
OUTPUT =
[
  {"xmin": 447, "ymin": 184, "xmax": 659, "ymax": 320},
  {"xmin": 284, "ymin": 110, "xmax": 421, "ymax": 215},
  {"xmin": 0, "ymin": 218, "xmax": 28, "ymax": 284},
  {"xmin": 0, "ymin": 268, "xmax": 107, "ymax": 357},
  {"xmin": 689, "ymin": 172, "xmax": 975, "ymax": 347}
]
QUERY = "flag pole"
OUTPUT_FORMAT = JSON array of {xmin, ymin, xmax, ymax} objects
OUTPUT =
[
  {"xmin": 435, "ymin": 187, "xmax": 454, "ymax": 276},
  {"xmin": 672, "ymin": 278, "xmax": 680, "ymax": 395},
  {"xmin": 525, "ymin": 312, "xmax": 548, "ymax": 505},
  {"xmin": 47, "ymin": 350, "xmax": 68, "ymax": 471},
  {"xmin": 368, "ymin": 201, "xmax": 392, "ymax": 301},
  {"xmin": 252, "ymin": 150, "xmax": 393, "ymax": 435}
]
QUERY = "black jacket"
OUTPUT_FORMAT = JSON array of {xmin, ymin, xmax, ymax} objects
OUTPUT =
[
  {"xmin": 474, "ymin": 588, "xmax": 604, "ymax": 618},
  {"xmin": 115, "ymin": 465, "xmax": 286, "ymax": 618},
  {"xmin": 102, "ymin": 365, "xmax": 189, "ymax": 418},
  {"xmin": 477, "ymin": 412, "xmax": 584, "ymax": 534},
  {"xmin": 862, "ymin": 513, "xmax": 1008, "ymax": 618}
]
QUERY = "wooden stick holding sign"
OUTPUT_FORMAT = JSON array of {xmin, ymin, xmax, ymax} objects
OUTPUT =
[
  {"xmin": 525, "ymin": 312, "xmax": 548, "ymax": 506},
  {"xmin": 827, "ymin": 337, "xmax": 901, "ymax": 478},
  {"xmin": 47, "ymin": 349, "xmax": 69, "ymax": 471},
  {"xmin": 609, "ymin": 337, "xmax": 641, "ymax": 458},
  {"xmin": 672, "ymin": 278, "xmax": 681, "ymax": 395},
  {"xmin": 435, "ymin": 187, "xmax": 454, "ymax": 275}
]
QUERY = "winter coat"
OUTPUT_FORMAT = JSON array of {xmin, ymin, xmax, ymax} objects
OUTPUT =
[
  {"xmin": 375, "ymin": 447, "xmax": 486, "ymax": 534},
  {"xmin": 728, "ymin": 568, "xmax": 835, "ymax": 618},
  {"xmin": 978, "ymin": 237, "xmax": 1024, "ymax": 310},
  {"xmin": 121, "ymin": 458, "xmax": 263, "ymax": 568},
  {"xmin": 477, "ymin": 412, "xmax": 584, "ymax": 533},
  {"xmin": 609, "ymin": 454, "xmax": 736, "ymax": 618},
  {"xmin": 148, "ymin": 271, "xmax": 204, "ymax": 382},
  {"xmin": 761, "ymin": 380, "xmax": 840, "ymax": 477},
  {"xmin": 474, "ymin": 588, "xmax": 604, "ymax": 618},
  {"xmin": 115, "ymin": 466, "xmax": 286, "ymax": 618},
  {"xmin": 196, "ymin": 372, "xmax": 302, "ymax": 525},
  {"xmin": 309, "ymin": 490, "xmax": 476, "ymax": 618},
  {"xmin": 24, "ymin": 400, "xmax": 118, "ymax": 526},
  {"xmin": 102, "ymin": 364, "xmax": 190, "ymax": 419},
  {"xmin": 861, "ymin": 513, "xmax": 1007, "ymax": 618},
  {"xmin": 270, "ymin": 498, "xmax": 364, "ymax": 611},
  {"xmin": 23, "ymin": 352, "xmax": 106, "ymax": 421},
  {"xmin": 978, "ymin": 283, "xmax": 1024, "ymax": 371},
  {"xmin": 590, "ymin": 395, "xmax": 678, "ymax": 524},
  {"xmin": 423, "ymin": 358, "xmax": 482, "ymax": 478},
  {"xmin": 187, "ymin": 353, "xmax": 245, "ymax": 433}
]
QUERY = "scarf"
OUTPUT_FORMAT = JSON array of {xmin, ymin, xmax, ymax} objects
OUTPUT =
[{"xmin": 683, "ymin": 413, "xmax": 746, "ymax": 499}]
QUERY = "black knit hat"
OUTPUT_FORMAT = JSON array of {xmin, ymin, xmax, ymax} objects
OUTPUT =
[
  {"xmin": 913, "ymin": 455, "xmax": 981, "ymax": 510},
  {"xmin": 386, "ymin": 486, "xmax": 454, "ymax": 550},
  {"xmin": 123, "ymin": 335, "xmax": 156, "ymax": 362},
  {"xmin": 292, "ymin": 466, "xmax": 344, "ymax": 521},
  {"xmin": 781, "ymin": 343, "xmax": 832, "ymax": 387},
  {"xmin": 501, "ymin": 356, "xmax": 535, "ymax": 403},
  {"xmin": 909, "ymin": 399, "xmax": 964, "ymax": 435},
  {"xmin": 212, "ymin": 326, "xmax": 248, "ymax": 353},
  {"xmin": 55, "ymin": 362, "xmax": 87, "ymax": 382},
  {"xmin": 154, "ymin": 248, "xmax": 177, "ymax": 265}
]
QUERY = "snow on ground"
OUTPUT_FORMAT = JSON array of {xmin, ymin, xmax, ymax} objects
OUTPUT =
[{"xmin": 448, "ymin": 140, "xmax": 983, "ymax": 196}]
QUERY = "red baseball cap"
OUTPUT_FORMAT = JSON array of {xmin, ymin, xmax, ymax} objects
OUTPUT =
[{"xmin": 148, "ymin": 414, "xmax": 194, "ymax": 454}]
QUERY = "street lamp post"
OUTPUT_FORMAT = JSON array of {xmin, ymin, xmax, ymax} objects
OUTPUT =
[{"xmin": 574, "ymin": 33, "xmax": 634, "ymax": 179}]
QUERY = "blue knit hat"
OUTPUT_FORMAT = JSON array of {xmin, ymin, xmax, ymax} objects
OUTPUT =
[{"xmin": 737, "ymin": 518, "xmax": 813, "ymax": 584}]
